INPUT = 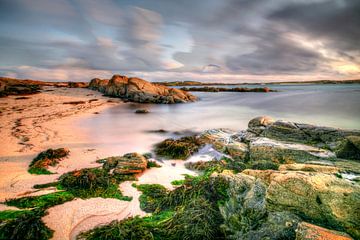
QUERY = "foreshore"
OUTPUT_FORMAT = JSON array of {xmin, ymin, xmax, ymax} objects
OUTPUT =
[{"xmin": 0, "ymin": 86, "xmax": 195, "ymax": 239}]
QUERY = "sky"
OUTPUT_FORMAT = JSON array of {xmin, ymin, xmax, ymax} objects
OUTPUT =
[{"xmin": 0, "ymin": 0, "xmax": 359, "ymax": 82}]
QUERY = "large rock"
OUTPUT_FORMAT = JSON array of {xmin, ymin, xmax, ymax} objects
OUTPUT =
[
  {"xmin": 258, "ymin": 120, "xmax": 360, "ymax": 151},
  {"xmin": 216, "ymin": 171, "xmax": 300, "ymax": 239},
  {"xmin": 90, "ymin": 75, "xmax": 197, "ymax": 104},
  {"xmin": 102, "ymin": 153, "xmax": 147, "ymax": 175},
  {"xmin": 295, "ymin": 222, "xmax": 353, "ymax": 240},
  {"xmin": 89, "ymin": 78, "xmax": 109, "ymax": 93},
  {"xmin": 199, "ymin": 129, "xmax": 249, "ymax": 160},
  {"xmin": 243, "ymin": 170, "xmax": 360, "ymax": 239},
  {"xmin": 249, "ymin": 137, "xmax": 336, "ymax": 164},
  {"xmin": 248, "ymin": 116, "xmax": 275, "ymax": 134}
]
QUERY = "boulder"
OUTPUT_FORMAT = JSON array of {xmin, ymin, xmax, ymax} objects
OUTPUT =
[
  {"xmin": 199, "ymin": 129, "xmax": 249, "ymax": 160},
  {"xmin": 67, "ymin": 82, "xmax": 88, "ymax": 88},
  {"xmin": 249, "ymin": 137, "xmax": 336, "ymax": 164},
  {"xmin": 261, "ymin": 171, "xmax": 360, "ymax": 239},
  {"xmin": 296, "ymin": 222, "xmax": 353, "ymax": 240},
  {"xmin": 102, "ymin": 153, "xmax": 147, "ymax": 175},
  {"xmin": 248, "ymin": 116, "xmax": 275, "ymax": 134},
  {"xmin": 90, "ymin": 75, "xmax": 197, "ymax": 104},
  {"xmin": 88, "ymin": 78, "xmax": 109, "ymax": 93}
]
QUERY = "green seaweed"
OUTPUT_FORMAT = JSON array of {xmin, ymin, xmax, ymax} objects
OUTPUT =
[
  {"xmin": 0, "ymin": 209, "xmax": 53, "ymax": 240},
  {"xmin": 28, "ymin": 148, "xmax": 69, "ymax": 175},
  {"xmin": 154, "ymin": 136, "xmax": 202, "ymax": 160},
  {"xmin": 5, "ymin": 191, "xmax": 75, "ymax": 209},
  {"xmin": 135, "ymin": 184, "xmax": 168, "ymax": 212}
]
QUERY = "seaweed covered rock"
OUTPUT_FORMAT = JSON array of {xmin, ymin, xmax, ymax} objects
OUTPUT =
[
  {"xmin": 199, "ymin": 129, "xmax": 249, "ymax": 160},
  {"xmin": 249, "ymin": 137, "xmax": 335, "ymax": 164},
  {"xmin": 102, "ymin": 153, "xmax": 147, "ymax": 175},
  {"xmin": 295, "ymin": 222, "xmax": 354, "ymax": 240},
  {"xmin": 154, "ymin": 136, "xmax": 203, "ymax": 159},
  {"xmin": 244, "ymin": 170, "xmax": 360, "ymax": 238},
  {"xmin": 90, "ymin": 74, "xmax": 197, "ymax": 104},
  {"xmin": 29, "ymin": 148, "xmax": 70, "ymax": 174}
]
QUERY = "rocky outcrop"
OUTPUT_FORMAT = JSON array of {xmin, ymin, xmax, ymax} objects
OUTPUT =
[
  {"xmin": 89, "ymin": 75, "xmax": 197, "ymax": 104},
  {"xmin": 102, "ymin": 153, "xmax": 147, "ymax": 175},
  {"xmin": 215, "ymin": 169, "xmax": 360, "ymax": 239},
  {"xmin": 0, "ymin": 77, "xmax": 42, "ymax": 97},
  {"xmin": 295, "ymin": 222, "xmax": 353, "ymax": 240},
  {"xmin": 67, "ymin": 82, "xmax": 88, "ymax": 88},
  {"xmin": 248, "ymin": 118, "xmax": 360, "ymax": 150},
  {"xmin": 217, "ymin": 171, "xmax": 301, "ymax": 239},
  {"xmin": 241, "ymin": 170, "xmax": 360, "ymax": 238},
  {"xmin": 249, "ymin": 137, "xmax": 336, "ymax": 163}
]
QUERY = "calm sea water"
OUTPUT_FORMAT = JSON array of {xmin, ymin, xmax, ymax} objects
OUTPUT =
[{"xmin": 75, "ymin": 84, "xmax": 360, "ymax": 155}]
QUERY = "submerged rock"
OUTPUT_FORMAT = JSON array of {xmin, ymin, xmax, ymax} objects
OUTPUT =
[
  {"xmin": 135, "ymin": 109, "xmax": 149, "ymax": 114},
  {"xmin": 89, "ymin": 74, "xmax": 197, "ymax": 104},
  {"xmin": 102, "ymin": 153, "xmax": 147, "ymax": 175},
  {"xmin": 295, "ymin": 222, "xmax": 353, "ymax": 240}
]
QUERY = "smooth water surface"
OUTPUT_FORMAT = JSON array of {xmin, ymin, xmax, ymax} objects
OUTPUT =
[{"xmin": 75, "ymin": 84, "xmax": 360, "ymax": 154}]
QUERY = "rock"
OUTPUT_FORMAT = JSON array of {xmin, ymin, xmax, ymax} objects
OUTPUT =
[
  {"xmin": 199, "ymin": 129, "xmax": 248, "ymax": 160},
  {"xmin": 154, "ymin": 136, "xmax": 202, "ymax": 160},
  {"xmin": 248, "ymin": 116, "xmax": 275, "ymax": 134},
  {"xmin": 278, "ymin": 163, "xmax": 340, "ymax": 173},
  {"xmin": 249, "ymin": 137, "xmax": 336, "ymax": 164},
  {"xmin": 0, "ymin": 77, "xmax": 42, "ymax": 97},
  {"xmin": 135, "ymin": 109, "xmax": 149, "ymax": 114},
  {"xmin": 262, "ymin": 171, "xmax": 360, "ymax": 239},
  {"xmin": 88, "ymin": 78, "xmax": 109, "ymax": 93},
  {"xmin": 335, "ymin": 136, "xmax": 360, "ymax": 160},
  {"xmin": 90, "ymin": 75, "xmax": 197, "ymax": 104},
  {"xmin": 102, "ymin": 153, "xmax": 147, "ymax": 175},
  {"xmin": 296, "ymin": 222, "xmax": 353, "ymax": 240},
  {"xmin": 216, "ymin": 171, "xmax": 300, "ymax": 239},
  {"xmin": 259, "ymin": 119, "xmax": 360, "ymax": 150},
  {"xmin": 67, "ymin": 82, "xmax": 88, "ymax": 88}
]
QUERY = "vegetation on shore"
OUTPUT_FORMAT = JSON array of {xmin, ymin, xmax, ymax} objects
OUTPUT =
[
  {"xmin": 28, "ymin": 148, "xmax": 70, "ymax": 175},
  {"xmin": 80, "ymin": 167, "xmax": 229, "ymax": 240}
]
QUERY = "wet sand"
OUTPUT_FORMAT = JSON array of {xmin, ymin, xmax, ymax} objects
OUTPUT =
[{"xmin": 0, "ymin": 86, "xmax": 196, "ymax": 240}]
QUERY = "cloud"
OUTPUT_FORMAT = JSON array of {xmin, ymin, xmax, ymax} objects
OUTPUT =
[{"xmin": 0, "ymin": 0, "xmax": 359, "ymax": 81}]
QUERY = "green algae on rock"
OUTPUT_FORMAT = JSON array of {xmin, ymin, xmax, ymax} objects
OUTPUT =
[{"xmin": 154, "ymin": 136, "xmax": 203, "ymax": 160}]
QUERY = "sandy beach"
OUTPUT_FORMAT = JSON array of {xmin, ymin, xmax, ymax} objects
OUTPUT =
[{"xmin": 0, "ymin": 86, "xmax": 196, "ymax": 239}]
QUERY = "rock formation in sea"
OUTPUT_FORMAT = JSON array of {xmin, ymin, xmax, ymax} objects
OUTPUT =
[{"xmin": 89, "ymin": 74, "xmax": 197, "ymax": 104}]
